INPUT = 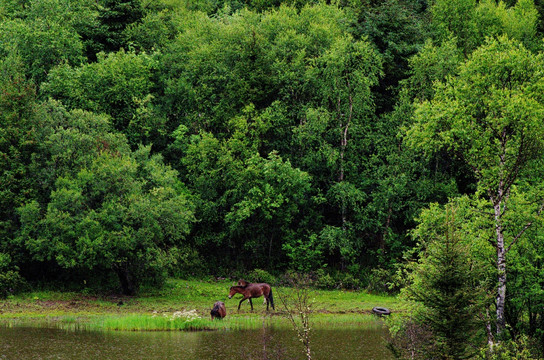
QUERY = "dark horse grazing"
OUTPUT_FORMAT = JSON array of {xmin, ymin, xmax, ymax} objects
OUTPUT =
[
  {"xmin": 210, "ymin": 301, "xmax": 226, "ymax": 320},
  {"xmin": 228, "ymin": 281, "xmax": 275, "ymax": 311}
]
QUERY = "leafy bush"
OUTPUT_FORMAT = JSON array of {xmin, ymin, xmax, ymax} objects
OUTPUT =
[
  {"xmin": 365, "ymin": 267, "xmax": 397, "ymax": 294},
  {"xmin": 0, "ymin": 271, "xmax": 25, "ymax": 298},
  {"xmin": 477, "ymin": 335, "xmax": 542, "ymax": 360},
  {"xmin": 386, "ymin": 316, "xmax": 437, "ymax": 359},
  {"xmin": 314, "ymin": 269, "xmax": 336, "ymax": 289},
  {"xmin": 168, "ymin": 246, "xmax": 206, "ymax": 279},
  {"xmin": 336, "ymin": 272, "xmax": 360, "ymax": 290},
  {"xmin": 0, "ymin": 253, "xmax": 26, "ymax": 298},
  {"xmin": 247, "ymin": 269, "xmax": 276, "ymax": 285},
  {"xmin": 312, "ymin": 269, "xmax": 363, "ymax": 290}
]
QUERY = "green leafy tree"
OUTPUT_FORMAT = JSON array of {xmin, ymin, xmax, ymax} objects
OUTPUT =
[
  {"xmin": 401, "ymin": 38, "xmax": 463, "ymax": 103},
  {"xmin": 473, "ymin": 0, "xmax": 540, "ymax": 52},
  {"xmin": 0, "ymin": 19, "xmax": 84, "ymax": 84},
  {"xmin": 0, "ymin": 0, "xmax": 105, "ymax": 83},
  {"xmin": 19, "ymin": 147, "xmax": 194, "ymax": 295},
  {"xmin": 162, "ymin": 4, "xmax": 384, "ymax": 272},
  {"xmin": 431, "ymin": 0, "xmax": 540, "ymax": 55},
  {"xmin": 0, "ymin": 55, "xmax": 40, "ymax": 291},
  {"xmin": 349, "ymin": 0, "xmax": 429, "ymax": 112},
  {"xmin": 407, "ymin": 36, "xmax": 544, "ymax": 336},
  {"xmin": 124, "ymin": 4, "xmax": 183, "ymax": 52},
  {"xmin": 507, "ymin": 228, "xmax": 544, "ymax": 348},
  {"xmin": 430, "ymin": 0, "xmax": 478, "ymax": 55},
  {"xmin": 31, "ymin": 102, "xmax": 130, "ymax": 194},
  {"xmin": 0, "ymin": 54, "xmax": 42, "ymax": 261},
  {"xmin": 498, "ymin": 191, "xmax": 544, "ymax": 351},
  {"xmin": 180, "ymin": 121, "xmax": 312, "ymax": 270},
  {"xmin": 0, "ymin": 252, "xmax": 25, "ymax": 298},
  {"xmin": 81, "ymin": 0, "xmax": 144, "ymax": 58},
  {"xmin": 292, "ymin": 34, "xmax": 382, "ymax": 268},
  {"xmin": 9, "ymin": 99, "xmax": 195, "ymax": 294},
  {"xmin": 159, "ymin": 4, "xmax": 350, "ymax": 141},
  {"xmin": 0, "ymin": 0, "xmax": 108, "ymax": 64},
  {"xmin": 42, "ymin": 49, "xmax": 163, "ymax": 149},
  {"xmin": 363, "ymin": 38, "xmax": 464, "ymax": 264},
  {"xmin": 0, "ymin": 0, "xmax": 28, "ymax": 19}
]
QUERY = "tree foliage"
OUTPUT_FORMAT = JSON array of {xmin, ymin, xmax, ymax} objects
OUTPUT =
[
  {"xmin": 42, "ymin": 50, "xmax": 163, "ymax": 149},
  {"xmin": 17, "ymin": 107, "xmax": 194, "ymax": 294}
]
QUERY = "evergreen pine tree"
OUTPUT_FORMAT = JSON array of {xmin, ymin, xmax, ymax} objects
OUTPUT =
[{"xmin": 407, "ymin": 206, "xmax": 483, "ymax": 359}]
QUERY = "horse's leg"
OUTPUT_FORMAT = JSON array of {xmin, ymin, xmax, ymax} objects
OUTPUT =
[
  {"xmin": 249, "ymin": 298, "xmax": 253, "ymax": 311},
  {"xmin": 266, "ymin": 295, "xmax": 269, "ymax": 311},
  {"xmin": 238, "ymin": 297, "xmax": 246, "ymax": 310}
]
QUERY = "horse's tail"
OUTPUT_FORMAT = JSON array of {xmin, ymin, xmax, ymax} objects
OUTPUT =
[{"xmin": 269, "ymin": 288, "xmax": 275, "ymax": 310}]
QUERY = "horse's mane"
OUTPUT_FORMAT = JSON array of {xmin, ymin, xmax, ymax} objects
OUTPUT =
[{"xmin": 237, "ymin": 279, "xmax": 250, "ymax": 288}]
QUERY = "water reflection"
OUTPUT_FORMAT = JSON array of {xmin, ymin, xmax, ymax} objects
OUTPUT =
[{"xmin": 0, "ymin": 325, "xmax": 393, "ymax": 359}]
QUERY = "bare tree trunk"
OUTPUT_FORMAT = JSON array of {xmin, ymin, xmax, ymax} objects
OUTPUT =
[
  {"xmin": 333, "ymin": 78, "xmax": 354, "ymax": 271},
  {"xmin": 268, "ymin": 233, "xmax": 274, "ymax": 263},
  {"xmin": 490, "ymin": 149, "xmax": 544, "ymax": 340},
  {"xmin": 490, "ymin": 141, "xmax": 509, "ymax": 338},
  {"xmin": 381, "ymin": 205, "xmax": 392, "ymax": 251},
  {"xmin": 337, "ymin": 81, "xmax": 353, "ymax": 234},
  {"xmin": 113, "ymin": 263, "xmax": 137, "ymax": 296},
  {"xmin": 493, "ymin": 196, "xmax": 506, "ymax": 336},
  {"xmin": 485, "ymin": 307, "xmax": 494, "ymax": 349}
]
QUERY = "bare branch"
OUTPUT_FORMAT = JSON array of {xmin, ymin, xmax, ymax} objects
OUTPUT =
[
  {"xmin": 506, "ymin": 199, "xmax": 544, "ymax": 254},
  {"xmin": 277, "ymin": 274, "xmax": 313, "ymax": 360}
]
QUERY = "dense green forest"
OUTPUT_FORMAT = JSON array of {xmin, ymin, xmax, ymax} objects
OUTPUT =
[{"xmin": 2, "ymin": 0, "xmax": 544, "ymax": 356}]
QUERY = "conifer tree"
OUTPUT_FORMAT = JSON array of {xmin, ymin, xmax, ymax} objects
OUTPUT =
[{"xmin": 406, "ymin": 205, "xmax": 482, "ymax": 359}]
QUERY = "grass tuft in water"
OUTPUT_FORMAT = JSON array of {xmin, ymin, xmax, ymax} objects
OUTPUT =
[
  {"xmin": 85, "ymin": 311, "xmax": 274, "ymax": 332},
  {"xmin": 91, "ymin": 310, "xmax": 208, "ymax": 331},
  {"xmin": 82, "ymin": 312, "xmax": 384, "ymax": 332}
]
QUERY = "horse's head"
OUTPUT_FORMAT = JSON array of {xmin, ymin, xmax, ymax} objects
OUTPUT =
[
  {"xmin": 211, "ymin": 301, "xmax": 226, "ymax": 319},
  {"xmin": 228, "ymin": 286, "xmax": 237, "ymax": 299}
]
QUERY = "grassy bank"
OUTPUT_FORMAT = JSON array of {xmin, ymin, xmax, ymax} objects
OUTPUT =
[{"xmin": 0, "ymin": 278, "xmax": 405, "ymax": 331}]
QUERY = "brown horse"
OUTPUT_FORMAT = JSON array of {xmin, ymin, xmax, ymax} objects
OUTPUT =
[
  {"xmin": 228, "ymin": 282, "xmax": 275, "ymax": 311},
  {"xmin": 210, "ymin": 301, "xmax": 226, "ymax": 320}
]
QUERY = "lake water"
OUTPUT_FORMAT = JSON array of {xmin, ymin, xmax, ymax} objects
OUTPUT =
[{"xmin": 0, "ymin": 325, "xmax": 393, "ymax": 359}]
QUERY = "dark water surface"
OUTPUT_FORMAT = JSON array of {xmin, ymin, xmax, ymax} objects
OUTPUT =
[{"xmin": 0, "ymin": 325, "xmax": 393, "ymax": 359}]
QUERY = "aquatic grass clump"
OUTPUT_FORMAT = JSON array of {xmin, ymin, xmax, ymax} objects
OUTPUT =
[
  {"xmin": 2, "ymin": 311, "xmax": 389, "ymax": 333},
  {"xmin": 86, "ymin": 312, "xmax": 280, "ymax": 332},
  {"xmin": 92, "ymin": 310, "xmax": 213, "ymax": 331}
]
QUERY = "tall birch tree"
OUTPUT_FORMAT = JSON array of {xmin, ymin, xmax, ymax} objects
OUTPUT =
[{"xmin": 407, "ymin": 36, "xmax": 544, "ymax": 337}]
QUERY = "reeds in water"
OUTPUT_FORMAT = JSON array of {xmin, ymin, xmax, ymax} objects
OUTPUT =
[{"xmin": 85, "ymin": 311, "xmax": 274, "ymax": 332}]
